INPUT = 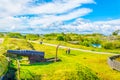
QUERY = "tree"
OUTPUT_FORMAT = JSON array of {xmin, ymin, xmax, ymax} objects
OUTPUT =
[
  {"xmin": 102, "ymin": 41, "xmax": 120, "ymax": 49},
  {"xmin": 57, "ymin": 35, "xmax": 64, "ymax": 41},
  {"xmin": 112, "ymin": 29, "xmax": 120, "ymax": 36},
  {"xmin": 7, "ymin": 32, "xmax": 24, "ymax": 38},
  {"xmin": 64, "ymin": 35, "xmax": 72, "ymax": 41},
  {"xmin": 0, "ymin": 33, "xmax": 4, "ymax": 38}
]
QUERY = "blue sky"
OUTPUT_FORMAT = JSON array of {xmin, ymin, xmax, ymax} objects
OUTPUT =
[
  {"xmin": 0, "ymin": 0, "xmax": 120, "ymax": 35},
  {"xmin": 83, "ymin": 0, "xmax": 120, "ymax": 21}
]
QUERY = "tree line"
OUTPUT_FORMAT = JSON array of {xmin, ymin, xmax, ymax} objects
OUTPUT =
[{"xmin": 0, "ymin": 29, "xmax": 120, "ymax": 49}]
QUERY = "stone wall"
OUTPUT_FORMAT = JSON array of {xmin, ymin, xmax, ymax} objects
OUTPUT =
[{"xmin": 108, "ymin": 55, "xmax": 120, "ymax": 71}]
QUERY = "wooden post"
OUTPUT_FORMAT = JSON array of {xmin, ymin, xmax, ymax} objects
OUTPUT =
[
  {"xmin": 16, "ymin": 59, "xmax": 20, "ymax": 80},
  {"xmin": 55, "ymin": 44, "xmax": 60, "ymax": 62}
]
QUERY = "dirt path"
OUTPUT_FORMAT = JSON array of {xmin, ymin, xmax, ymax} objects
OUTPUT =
[{"xmin": 31, "ymin": 41, "xmax": 118, "ymax": 55}]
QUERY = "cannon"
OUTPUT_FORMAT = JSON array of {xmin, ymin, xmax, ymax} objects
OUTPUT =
[{"xmin": 7, "ymin": 50, "xmax": 45, "ymax": 64}]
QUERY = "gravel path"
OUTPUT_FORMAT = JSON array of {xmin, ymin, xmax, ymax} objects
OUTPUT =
[{"xmin": 31, "ymin": 41, "xmax": 118, "ymax": 55}]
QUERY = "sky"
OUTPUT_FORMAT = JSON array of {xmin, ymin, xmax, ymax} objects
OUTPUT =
[{"xmin": 0, "ymin": 0, "xmax": 120, "ymax": 35}]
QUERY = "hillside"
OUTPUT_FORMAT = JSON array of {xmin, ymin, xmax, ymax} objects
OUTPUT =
[
  {"xmin": 0, "ymin": 55, "xmax": 8, "ymax": 77},
  {"xmin": 0, "ymin": 38, "xmax": 34, "ymax": 78},
  {"xmin": 2, "ymin": 38, "xmax": 34, "ymax": 50},
  {"xmin": 0, "ymin": 38, "xmax": 100, "ymax": 80},
  {"xmin": 0, "ymin": 38, "xmax": 120, "ymax": 80}
]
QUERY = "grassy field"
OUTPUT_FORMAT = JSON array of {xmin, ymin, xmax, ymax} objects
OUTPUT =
[
  {"xmin": 0, "ymin": 38, "xmax": 8, "ymax": 77},
  {"xmin": 0, "ymin": 55, "xmax": 8, "ymax": 76},
  {"xmin": 43, "ymin": 40, "xmax": 120, "ymax": 54},
  {"xmin": 19, "ymin": 42, "xmax": 120, "ymax": 80},
  {"xmin": 2, "ymin": 38, "xmax": 34, "ymax": 50},
  {"xmin": 1, "ymin": 38, "xmax": 120, "ymax": 80}
]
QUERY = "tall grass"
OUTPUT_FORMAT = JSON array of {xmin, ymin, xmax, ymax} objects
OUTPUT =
[{"xmin": 0, "ymin": 55, "xmax": 8, "ymax": 76}]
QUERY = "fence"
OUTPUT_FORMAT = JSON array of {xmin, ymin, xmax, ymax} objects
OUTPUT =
[{"xmin": 108, "ymin": 55, "xmax": 120, "ymax": 71}]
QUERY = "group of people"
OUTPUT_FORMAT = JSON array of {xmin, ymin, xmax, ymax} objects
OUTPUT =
[{"xmin": 66, "ymin": 48, "xmax": 71, "ymax": 54}]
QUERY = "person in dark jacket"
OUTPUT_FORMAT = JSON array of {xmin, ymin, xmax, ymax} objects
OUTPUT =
[{"xmin": 66, "ymin": 48, "xmax": 70, "ymax": 54}]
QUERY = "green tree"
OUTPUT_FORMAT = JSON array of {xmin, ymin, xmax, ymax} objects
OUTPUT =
[
  {"xmin": 57, "ymin": 35, "xmax": 64, "ymax": 41},
  {"xmin": 64, "ymin": 35, "xmax": 72, "ymax": 41},
  {"xmin": 102, "ymin": 41, "xmax": 120, "ymax": 49},
  {"xmin": 0, "ymin": 33, "xmax": 4, "ymax": 38},
  {"xmin": 112, "ymin": 29, "xmax": 120, "ymax": 35},
  {"xmin": 7, "ymin": 32, "xmax": 24, "ymax": 38}
]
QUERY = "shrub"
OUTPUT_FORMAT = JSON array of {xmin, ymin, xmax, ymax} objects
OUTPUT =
[
  {"xmin": 38, "ymin": 64, "xmax": 99, "ymax": 80},
  {"xmin": 26, "ymin": 34, "xmax": 39, "ymax": 40},
  {"xmin": 0, "ymin": 33, "xmax": 4, "ymax": 38},
  {"xmin": 7, "ymin": 32, "xmax": 24, "ymax": 39},
  {"xmin": 80, "ymin": 41, "xmax": 91, "ymax": 47},
  {"xmin": 57, "ymin": 36, "xmax": 64, "ymax": 41},
  {"xmin": 102, "ymin": 41, "xmax": 120, "ymax": 49}
]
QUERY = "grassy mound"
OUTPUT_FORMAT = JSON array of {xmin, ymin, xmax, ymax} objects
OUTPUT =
[
  {"xmin": 115, "ymin": 58, "xmax": 120, "ymax": 61},
  {"xmin": 20, "ymin": 63, "xmax": 99, "ymax": 80},
  {"xmin": 2, "ymin": 38, "xmax": 34, "ymax": 50},
  {"xmin": 0, "ymin": 38, "xmax": 33, "ymax": 78},
  {"xmin": 0, "ymin": 55, "xmax": 8, "ymax": 76}
]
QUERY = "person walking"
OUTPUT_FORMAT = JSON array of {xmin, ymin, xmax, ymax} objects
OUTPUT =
[
  {"xmin": 67, "ymin": 48, "xmax": 70, "ymax": 54},
  {"xmin": 66, "ymin": 48, "xmax": 70, "ymax": 54}
]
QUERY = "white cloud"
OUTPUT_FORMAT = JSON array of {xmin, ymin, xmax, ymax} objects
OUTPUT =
[
  {"xmin": 0, "ymin": 0, "xmax": 31, "ymax": 17},
  {"xmin": 29, "ymin": 0, "xmax": 95, "ymax": 14},
  {"xmin": 0, "ymin": 0, "xmax": 120, "ymax": 35},
  {"xmin": 0, "ymin": 0, "xmax": 95, "ymax": 17},
  {"xmin": 28, "ymin": 8, "xmax": 92, "ymax": 27},
  {"xmin": 0, "ymin": 0, "xmax": 93, "ymax": 32},
  {"xmin": 61, "ymin": 19, "xmax": 120, "ymax": 35}
]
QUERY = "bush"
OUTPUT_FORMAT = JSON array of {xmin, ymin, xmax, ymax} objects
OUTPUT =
[
  {"xmin": 64, "ymin": 35, "xmax": 72, "ymax": 41},
  {"xmin": 20, "ymin": 64, "xmax": 99, "ymax": 80},
  {"xmin": 57, "ymin": 36, "xmax": 64, "ymax": 41},
  {"xmin": 26, "ymin": 34, "xmax": 39, "ymax": 40},
  {"xmin": 0, "ymin": 33, "xmax": 4, "ymax": 38},
  {"xmin": 80, "ymin": 41, "xmax": 91, "ymax": 47},
  {"xmin": 102, "ymin": 41, "xmax": 120, "ymax": 49},
  {"xmin": 7, "ymin": 32, "xmax": 24, "ymax": 39}
]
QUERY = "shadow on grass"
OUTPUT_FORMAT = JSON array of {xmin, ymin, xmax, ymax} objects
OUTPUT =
[
  {"xmin": 20, "ymin": 57, "xmax": 62, "ymax": 66},
  {"xmin": 63, "ymin": 53, "xmax": 76, "ymax": 56},
  {"xmin": 68, "ymin": 54, "xmax": 76, "ymax": 56}
]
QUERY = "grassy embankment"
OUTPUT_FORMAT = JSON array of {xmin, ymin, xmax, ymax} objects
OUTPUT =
[
  {"xmin": 0, "ymin": 55, "xmax": 8, "ymax": 77},
  {"xmin": 0, "ymin": 38, "xmax": 8, "ymax": 77},
  {"xmin": 0, "ymin": 38, "xmax": 34, "ymax": 79}
]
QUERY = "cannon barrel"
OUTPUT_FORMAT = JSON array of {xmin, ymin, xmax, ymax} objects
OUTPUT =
[{"xmin": 7, "ymin": 50, "xmax": 44, "ymax": 56}]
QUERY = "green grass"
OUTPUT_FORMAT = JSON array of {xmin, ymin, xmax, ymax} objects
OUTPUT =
[
  {"xmin": 20, "ymin": 62, "xmax": 99, "ymax": 80},
  {"xmin": 115, "ymin": 58, "xmax": 120, "ymax": 61},
  {"xmin": 2, "ymin": 38, "xmax": 34, "ymax": 50},
  {"xmin": 0, "ymin": 55, "xmax": 8, "ymax": 76},
  {"xmin": 1, "ymin": 38, "xmax": 120, "ymax": 80},
  {"xmin": 19, "ymin": 42, "xmax": 120, "ymax": 80},
  {"xmin": 43, "ymin": 40, "xmax": 120, "ymax": 54},
  {"xmin": 0, "ymin": 38, "xmax": 34, "ymax": 78}
]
